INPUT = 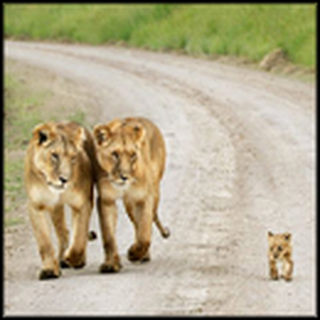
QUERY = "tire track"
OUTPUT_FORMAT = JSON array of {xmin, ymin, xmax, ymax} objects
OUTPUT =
[{"xmin": 5, "ymin": 41, "xmax": 315, "ymax": 315}]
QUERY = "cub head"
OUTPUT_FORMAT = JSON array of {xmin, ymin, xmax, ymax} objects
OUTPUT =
[
  {"xmin": 268, "ymin": 231, "xmax": 292, "ymax": 260},
  {"xmin": 93, "ymin": 119, "xmax": 146, "ymax": 188},
  {"xmin": 31, "ymin": 121, "xmax": 86, "ymax": 192}
]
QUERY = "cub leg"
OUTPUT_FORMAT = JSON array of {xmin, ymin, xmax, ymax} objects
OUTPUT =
[
  {"xmin": 282, "ymin": 257, "xmax": 293, "ymax": 281},
  {"xmin": 28, "ymin": 203, "xmax": 60, "ymax": 280},
  {"xmin": 97, "ymin": 197, "xmax": 122, "ymax": 273},
  {"xmin": 50, "ymin": 204, "xmax": 69, "ymax": 267},
  {"xmin": 127, "ymin": 198, "xmax": 153, "ymax": 262},
  {"xmin": 63, "ymin": 202, "xmax": 91, "ymax": 269},
  {"xmin": 269, "ymin": 259, "xmax": 279, "ymax": 280}
]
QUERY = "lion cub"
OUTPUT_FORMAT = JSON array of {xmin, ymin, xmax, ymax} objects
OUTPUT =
[{"xmin": 268, "ymin": 231, "xmax": 293, "ymax": 281}]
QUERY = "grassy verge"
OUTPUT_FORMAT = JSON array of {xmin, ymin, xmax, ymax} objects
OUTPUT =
[
  {"xmin": 4, "ymin": 73, "xmax": 36, "ymax": 227},
  {"xmin": 4, "ymin": 4, "xmax": 315, "ymax": 69},
  {"xmin": 4, "ymin": 64, "xmax": 88, "ymax": 228}
]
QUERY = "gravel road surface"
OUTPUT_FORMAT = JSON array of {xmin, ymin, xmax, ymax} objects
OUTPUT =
[{"xmin": 4, "ymin": 41, "xmax": 315, "ymax": 315}]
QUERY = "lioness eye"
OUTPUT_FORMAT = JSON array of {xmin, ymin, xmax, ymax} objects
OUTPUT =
[
  {"xmin": 71, "ymin": 155, "xmax": 77, "ymax": 163},
  {"xmin": 51, "ymin": 153, "xmax": 59, "ymax": 162},
  {"xmin": 131, "ymin": 152, "xmax": 137, "ymax": 161},
  {"xmin": 112, "ymin": 151, "xmax": 119, "ymax": 160}
]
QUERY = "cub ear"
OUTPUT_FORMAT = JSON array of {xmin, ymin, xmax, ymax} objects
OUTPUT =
[
  {"xmin": 284, "ymin": 232, "xmax": 292, "ymax": 242},
  {"xmin": 74, "ymin": 126, "xmax": 86, "ymax": 150},
  {"xmin": 93, "ymin": 124, "xmax": 111, "ymax": 146},
  {"xmin": 32, "ymin": 122, "xmax": 56, "ymax": 146}
]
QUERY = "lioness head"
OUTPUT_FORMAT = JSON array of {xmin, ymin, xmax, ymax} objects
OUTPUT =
[
  {"xmin": 268, "ymin": 231, "xmax": 292, "ymax": 260},
  {"xmin": 93, "ymin": 119, "xmax": 146, "ymax": 188},
  {"xmin": 31, "ymin": 121, "xmax": 86, "ymax": 192}
]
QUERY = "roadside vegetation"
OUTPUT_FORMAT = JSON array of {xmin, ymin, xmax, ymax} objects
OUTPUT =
[
  {"xmin": 4, "ymin": 4, "xmax": 315, "ymax": 69},
  {"xmin": 4, "ymin": 72, "xmax": 37, "ymax": 227},
  {"xmin": 4, "ymin": 63, "xmax": 87, "ymax": 228}
]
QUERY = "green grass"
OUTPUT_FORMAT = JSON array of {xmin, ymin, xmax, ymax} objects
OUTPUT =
[
  {"xmin": 5, "ymin": 217, "xmax": 25, "ymax": 228},
  {"xmin": 4, "ymin": 4, "xmax": 315, "ymax": 68},
  {"xmin": 4, "ymin": 158, "xmax": 25, "ymax": 225},
  {"xmin": 4, "ymin": 71, "xmax": 89, "ymax": 151},
  {"xmin": 4, "ymin": 69, "xmax": 89, "ymax": 227},
  {"xmin": 4, "ymin": 73, "xmax": 38, "ymax": 225},
  {"xmin": 5, "ymin": 74, "xmax": 44, "ymax": 150}
]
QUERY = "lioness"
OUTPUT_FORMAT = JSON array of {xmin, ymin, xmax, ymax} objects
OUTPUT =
[
  {"xmin": 268, "ymin": 231, "xmax": 294, "ymax": 281},
  {"xmin": 25, "ymin": 121, "xmax": 96, "ymax": 280},
  {"xmin": 93, "ymin": 117, "xmax": 170, "ymax": 273}
]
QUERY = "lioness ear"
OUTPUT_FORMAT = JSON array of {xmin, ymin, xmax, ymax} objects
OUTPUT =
[
  {"xmin": 74, "ymin": 127, "xmax": 86, "ymax": 150},
  {"xmin": 132, "ymin": 124, "xmax": 146, "ymax": 146},
  {"xmin": 93, "ymin": 124, "xmax": 111, "ymax": 146},
  {"xmin": 32, "ymin": 122, "xmax": 55, "ymax": 146}
]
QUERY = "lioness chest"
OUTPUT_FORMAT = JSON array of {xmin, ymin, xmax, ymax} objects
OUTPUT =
[
  {"xmin": 99, "ymin": 178, "xmax": 148, "ymax": 202},
  {"xmin": 29, "ymin": 184, "xmax": 84, "ymax": 209}
]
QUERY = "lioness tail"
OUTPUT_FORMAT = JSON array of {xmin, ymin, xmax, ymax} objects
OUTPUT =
[{"xmin": 154, "ymin": 215, "xmax": 170, "ymax": 238}]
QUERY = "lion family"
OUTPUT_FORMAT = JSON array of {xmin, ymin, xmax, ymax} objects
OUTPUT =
[
  {"xmin": 25, "ymin": 118, "xmax": 170, "ymax": 280},
  {"xmin": 25, "ymin": 117, "xmax": 293, "ymax": 281}
]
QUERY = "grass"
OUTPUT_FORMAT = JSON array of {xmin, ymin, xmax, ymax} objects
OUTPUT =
[
  {"xmin": 4, "ymin": 4, "xmax": 316, "ymax": 69},
  {"xmin": 4, "ymin": 67, "xmax": 89, "ymax": 228},
  {"xmin": 4, "ymin": 159, "xmax": 24, "ymax": 216},
  {"xmin": 4, "ymin": 73, "xmax": 37, "ymax": 226},
  {"xmin": 5, "ymin": 74, "xmax": 45, "ymax": 150},
  {"xmin": 4, "ymin": 217, "xmax": 25, "ymax": 228}
]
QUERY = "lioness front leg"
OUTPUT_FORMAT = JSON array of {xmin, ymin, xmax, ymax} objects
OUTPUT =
[
  {"xmin": 50, "ymin": 204, "xmax": 69, "ymax": 268},
  {"xmin": 62, "ymin": 202, "xmax": 91, "ymax": 269},
  {"xmin": 28, "ymin": 203, "xmax": 60, "ymax": 280},
  {"xmin": 97, "ymin": 197, "xmax": 122, "ymax": 273},
  {"xmin": 128, "ymin": 199, "xmax": 153, "ymax": 262}
]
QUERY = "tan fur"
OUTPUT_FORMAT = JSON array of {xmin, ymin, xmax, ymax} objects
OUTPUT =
[
  {"xmin": 93, "ymin": 117, "xmax": 169, "ymax": 273},
  {"xmin": 268, "ymin": 231, "xmax": 294, "ymax": 281},
  {"xmin": 25, "ymin": 121, "xmax": 96, "ymax": 280}
]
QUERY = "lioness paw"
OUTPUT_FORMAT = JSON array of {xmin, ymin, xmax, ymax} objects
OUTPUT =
[
  {"xmin": 63, "ymin": 251, "xmax": 86, "ymax": 269},
  {"xmin": 99, "ymin": 261, "xmax": 122, "ymax": 273},
  {"xmin": 60, "ymin": 260, "xmax": 71, "ymax": 269},
  {"xmin": 127, "ymin": 242, "xmax": 150, "ymax": 262},
  {"xmin": 39, "ymin": 268, "xmax": 61, "ymax": 280},
  {"xmin": 140, "ymin": 252, "xmax": 151, "ymax": 263}
]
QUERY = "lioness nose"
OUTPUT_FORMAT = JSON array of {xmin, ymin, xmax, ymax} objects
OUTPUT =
[
  {"xmin": 59, "ymin": 177, "xmax": 68, "ymax": 184},
  {"xmin": 120, "ymin": 174, "xmax": 128, "ymax": 181}
]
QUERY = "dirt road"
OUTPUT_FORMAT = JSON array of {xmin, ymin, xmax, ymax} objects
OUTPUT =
[{"xmin": 4, "ymin": 41, "xmax": 315, "ymax": 315}]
